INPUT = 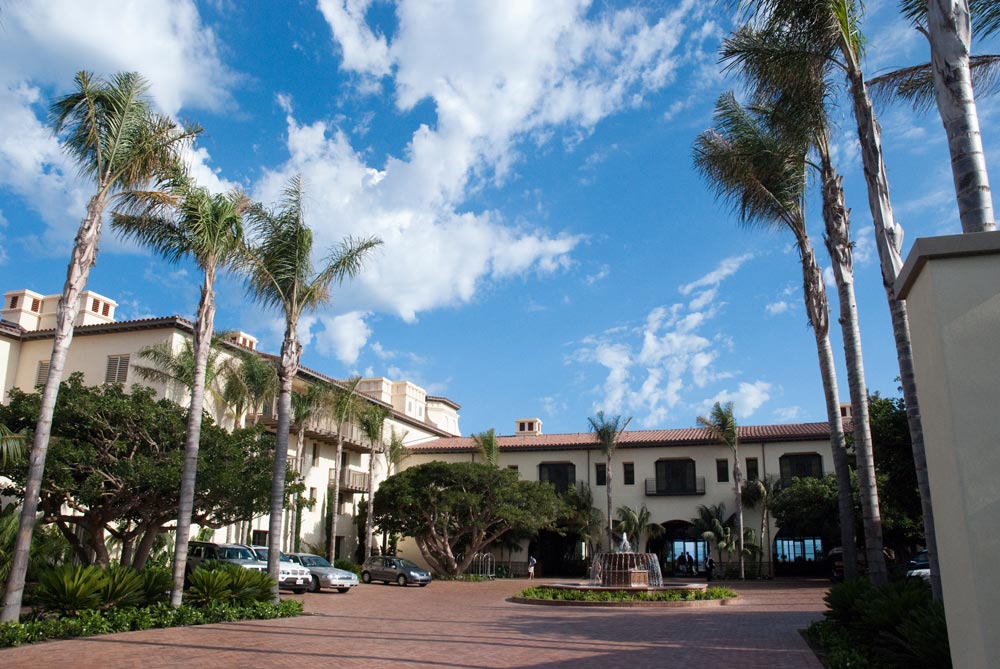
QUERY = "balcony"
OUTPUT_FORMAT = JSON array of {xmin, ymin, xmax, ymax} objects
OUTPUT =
[
  {"xmin": 329, "ymin": 468, "xmax": 370, "ymax": 493},
  {"xmin": 645, "ymin": 476, "xmax": 706, "ymax": 496}
]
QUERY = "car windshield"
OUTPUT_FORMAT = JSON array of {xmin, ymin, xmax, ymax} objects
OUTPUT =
[
  {"xmin": 301, "ymin": 556, "xmax": 332, "ymax": 568},
  {"xmin": 397, "ymin": 559, "xmax": 420, "ymax": 570},
  {"xmin": 217, "ymin": 547, "xmax": 254, "ymax": 560},
  {"xmin": 254, "ymin": 548, "xmax": 293, "ymax": 562}
]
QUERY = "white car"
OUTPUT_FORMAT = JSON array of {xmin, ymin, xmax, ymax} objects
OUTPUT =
[
  {"xmin": 288, "ymin": 553, "xmax": 360, "ymax": 593},
  {"xmin": 248, "ymin": 546, "xmax": 312, "ymax": 594}
]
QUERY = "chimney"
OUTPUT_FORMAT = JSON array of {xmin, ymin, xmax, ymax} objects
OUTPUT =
[{"xmin": 515, "ymin": 418, "xmax": 542, "ymax": 436}]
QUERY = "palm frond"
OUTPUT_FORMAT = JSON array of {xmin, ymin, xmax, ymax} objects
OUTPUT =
[
  {"xmin": 0, "ymin": 424, "xmax": 27, "ymax": 469},
  {"xmin": 868, "ymin": 54, "xmax": 1000, "ymax": 112}
]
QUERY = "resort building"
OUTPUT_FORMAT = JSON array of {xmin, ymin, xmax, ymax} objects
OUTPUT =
[{"xmin": 2, "ymin": 287, "xmax": 836, "ymax": 574}]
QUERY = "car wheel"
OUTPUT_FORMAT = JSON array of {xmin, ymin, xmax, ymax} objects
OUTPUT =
[
  {"xmin": 292, "ymin": 587, "xmax": 307, "ymax": 594},
  {"xmin": 397, "ymin": 575, "xmax": 407, "ymax": 587},
  {"xmin": 361, "ymin": 571, "xmax": 372, "ymax": 583},
  {"xmin": 309, "ymin": 575, "xmax": 321, "ymax": 593},
  {"xmin": 337, "ymin": 587, "xmax": 350, "ymax": 593}
]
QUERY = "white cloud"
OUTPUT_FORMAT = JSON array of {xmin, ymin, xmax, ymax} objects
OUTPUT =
[
  {"xmin": 703, "ymin": 381, "xmax": 772, "ymax": 419},
  {"xmin": 773, "ymin": 406, "xmax": 803, "ymax": 423},
  {"xmin": 572, "ymin": 254, "xmax": 768, "ymax": 426},
  {"xmin": 315, "ymin": 311, "xmax": 372, "ymax": 365},
  {"xmin": 678, "ymin": 253, "xmax": 752, "ymax": 295},
  {"xmin": 765, "ymin": 301, "xmax": 790, "ymax": 316},
  {"xmin": 585, "ymin": 264, "xmax": 611, "ymax": 285}
]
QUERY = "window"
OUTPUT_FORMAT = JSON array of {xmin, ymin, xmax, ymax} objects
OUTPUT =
[
  {"xmin": 538, "ymin": 462, "xmax": 576, "ymax": 494},
  {"xmin": 312, "ymin": 443, "xmax": 320, "ymax": 467},
  {"xmin": 31, "ymin": 298, "xmax": 40, "ymax": 313},
  {"xmin": 105, "ymin": 354, "xmax": 130, "ymax": 385},
  {"xmin": 746, "ymin": 457, "xmax": 759, "ymax": 481},
  {"xmin": 507, "ymin": 465, "xmax": 519, "ymax": 472},
  {"xmin": 309, "ymin": 487, "xmax": 316, "ymax": 502},
  {"xmin": 595, "ymin": 463, "xmax": 607, "ymax": 486},
  {"xmin": 623, "ymin": 462, "xmax": 635, "ymax": 485},
  {"xmin": 652, "ymin": 459, "xmax": 700, "ymax": 495},
  {"xmin": 92, "ymin": 298, "xmax": 100, "ymax": 312},
  {"xmin": 35, "ymin": 360, "xmax": 50, "ymax": 387},
  {"xmin": 251, "ymin": 530, "xmax": 268, "ymax": 546},
  {"xmin": 102, "ymin": 302, "xmax": 110, "ymax": 316},
  {"xmin": 9, "ymin": 296, "xmax": 18, "ymax": 309},
  {"xmin": 519, "ymin": 422, "xmax": 526, "ymax": 432},
  {"xmin": 716, "ymin": 458, "xmax": 729, "ymax": 483},
  {"xmin": 527, "ymin": 421, "xmax": 534, "ymax": 431},
  {"xmin": 779, "ymin": 453, "xmax": 823, "ymax": 486}
]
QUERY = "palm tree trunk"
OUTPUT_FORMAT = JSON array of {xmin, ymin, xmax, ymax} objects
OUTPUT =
[
  {"xmin": 268, "ymin": 328, "xmax": 300, "ymax": 603},
  {"xmin": 169, "ymin": 266, "xmax": 216, "ymax": 607},
  {"xmin": 329, "ymin": 429, "xmax": 346, "ymax": 564},
  {"xmin": 819, "ymin": 157, "xmax": 888, "ymax": 585},
  {"xmin": 606, "ymin": 453, "xmax": 613, "ymax": 551},
  {"xmin": 733, "ymin": 454, "xmax": 744, "ymax": 579},
  {"xmin": 845, "ymin": 61, "xmax": 943, "ymax": 598},
  {"xmin": 927, "ymin": 0, "xmax": 995, "ymax": 232},
  {"xmin": 797, "ymin": 236, "xmax": 859, "ymax": 579},
  {"xmin": 364, "ymin": 441, "xmax": 378, "ymax": 557},
  {"xmin": 2, "ymin": 196, "xmax": 103, "ymax": 623}
]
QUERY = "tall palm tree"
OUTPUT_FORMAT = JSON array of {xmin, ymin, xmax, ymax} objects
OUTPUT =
[
  {"xmin": 693, "ymin": 92, "xmax": 860, "ymax": 579},
  {"xmin": 587, "ymin": 411, "xmax": 632, "ymax": 551},
  {"xmin": 221, "ymin": 349, "xmax": 279, "ymax": 429},
  {"xmin": 742, "ymin": 0, "xmax": 929, "ymax": 592},
  {"xmin": 697, "ymin": 401, "xmax": 746, "ymax": 579},
  {"xmin": 0, "ymin": 425, "xmax": 26, "ymax": 470},
  {"xmin": 241, "ymin": 175, "xmax": 380, "ymax": 601},
  {"xmin": 690, "ymin": 503, "xmax": 734, "ymax": 568},
  {"xmin": 472, "ymin": 428, "xmax": 501, "ymax": 467},
  {"xmin": 326, "ymin": 377, "xmax": 363, "ymax": 563},
  {"xmin": 742, "ymin": 474, "xmax": 779, "ymax": 577},
  {"xmin": 288, "ymin": 381, "xmax": 330, "ymax": 550},
  {"xmin": 2, "ymin": 71, "xmax": 197, "ymax": 623},
  {"xmin": 132, "ymin": 339, "xmax": 227, "ymax": 408},
  {"xmin": 359, "ymin": 403, "xmax": 391, "ymax": 558},
  {"xmin": 113, "ymin": 170, "xmax": 247, "ymax": 607},
  {"xmin": 720, "ymin": 21, "xmax": 884, "ymax": 584},
  {"xmin": 383, "ymin": 426, "xmax": 409, "ymax": 477},
  {"xmin": 896, "ymin": 0, "xmax": 997, "ymax": 232},
  {"xmin": 614, "ymin": 504, "xmax": 664, "ymax": 552}
]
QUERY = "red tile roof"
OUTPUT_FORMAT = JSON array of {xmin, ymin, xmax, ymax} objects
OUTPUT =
[{"xmin": 408, "ymin": 422, "xmax": 835, "ymax": 453}]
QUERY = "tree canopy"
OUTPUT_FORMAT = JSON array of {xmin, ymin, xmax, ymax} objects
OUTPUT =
[{"xmin": 372, "ymin": 461, "xmax": 562, "ymax": 575}]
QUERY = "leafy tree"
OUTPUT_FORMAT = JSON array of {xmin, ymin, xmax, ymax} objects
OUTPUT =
[
  {"xmin": 771, "ymin": 474, "xmax": 852, "ymax": 552},
  {"xmin": 372, "ymin": 461, "xmax": 562, "ymax": 576},
  {"xmin": 869, "ymin": 393, "xmax": 924, "ymax": 551},
  {"xmin": 240, "ymin": 174, "xmax": 380, "ymax": 601},
  {"xmin": 0, "ymin": 375, "xmax": 275, "ymax": 571},
  {"xmin": 2, "ymin": 71, "xmax": 197, "ymax": 623},
  {"xmin": 693, "ymin": 91, "xmax": 859, "ymax": 577},
  {"xmin": 587, "ymin": 411, "xmax": 631, "ymax": 551},
  {"xmin": 742, "ymin": 475, "xmax": 780, "ymax": 577},
  {"xmin": 697, "ymin": 401, "xmax": 746, "ymax": 579},
  {"xmin": 614, "ymin": 504, "xmax": 663, "ymax": 551},
  {"xmin": 472, "ymin": 428, "xmax": 501, "ymax": 467},
  {"xmin": 557, "ymin": 482, "xmax": 604, "ymax": 558}
]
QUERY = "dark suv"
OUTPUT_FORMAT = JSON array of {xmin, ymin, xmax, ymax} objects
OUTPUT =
[
  {"xmin": 361, "ymin": 556, "xmax": 432, "ymax": 586},
  {"xmin": 186, "ymin": 541, "xmax": 268, "ymax": 575}
]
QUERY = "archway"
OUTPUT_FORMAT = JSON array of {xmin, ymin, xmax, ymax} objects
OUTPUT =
[{"xmin": 646, "ymin": 520, "xmax": 710, "ymax": 577}]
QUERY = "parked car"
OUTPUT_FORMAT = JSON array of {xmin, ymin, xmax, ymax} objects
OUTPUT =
[
  {"xmin": 187, "ymin": 541, "xmax": 268, "ymax": 576},
  {"xmin": 247, "ymin": 545, "xmax": 312, "ymax": 594},
  {"xmin": 361, "ymin": 556, "xmax": 432, "ymax": 586},
  {"xmin": 828, "ymin": 547, "xmax": 867, "ymax": 581},
  {"xmin": 906, "ymin": 550, "xmax": 931, "ymax": 581},
  {"xmin": 287, "ymin": 553, "xmax": 359, "ymax": 593}
]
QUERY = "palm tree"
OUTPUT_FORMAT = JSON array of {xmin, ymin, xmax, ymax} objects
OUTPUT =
[
  {"xmin": 383, "ymin": 426, "xmax": 409, "ymax": 477},
  {"xmin": 719, "ymin": 21, "xmax": 884, "ymax": 584},
  {"xmin": 359, "ymin": 403, "xmax": 391, "ymax": 558},
  {"xmin": 697, "ymin": 401, "xmax": 745, "ymax": 579},
  {"xmin": 742, "ymin": 475, "xmax": 779, "ymax": 577},
  {"xmin": 0, "ymin": 425, "xmax": 26, "ymax": 470},
  {"xmin": 895, "ymin": 0, "xmax": 997, "ymax": 232},
  {"xmin": 241, "ymin": 175, "xmax": 381, "ymax": 601},
  {"xmin": 614, "ymin": 504, "xmax": 664, "ymax": 552},
  {"xmin": 690, "ymin": 503, "xmax": 733, "ymax": 569},
  {"xmin": 2, "ymin": 71, "xmax": 197, "ymax": 623},
  {"xmin": 288, "ymin": 382, "xmax": 331, "ymax": 551},
  {"xmin": 132, "ymin": 339, "xmax": 227, "ymax": 408},
  {"xmin": 326, "ymin": 377, "xmax": 363, "ymax": 563},
  {"xmin": 693, "ymin": 92, "xmax": 860, "ymax": 579},
  {"xmin": 561, "ymin": 482, "xmax": 604, "ymax": 560},
  {"xmin": 113, "ymin": 169, "xmax": 247, "ymax": 607},
  {"xmin": 472, "ymin": 428, "xmax": 501, "ymax": 467},
  {"xmin": 221, "ymin": 349, "xmax": 279, "ymax": 429},
  {"xmin": 741, "ymin": 0, "xmax": 928, "ymax": 592},
  {"xmin": 587, "ymin": 411, "xmax": 632, "ymax": 551}
]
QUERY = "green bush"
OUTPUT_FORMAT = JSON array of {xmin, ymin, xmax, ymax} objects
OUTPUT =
[
  {"xmin": 824, "ymin": 577, "xmax": 873, "ymax": 625},
  {"xmin": 222, "ymin": 566, "xmax": 273, "ymax": 605},
  {"xmin": 97, "ymin": 564, "xmax": 145, "ymax": 610},
  {"xmin": 185, "ymin": 568, "xmax": 233, "ymax": 607},
  {"xmin": 516, "ymin": 586, "xmax": 737, "ymax": 602},
  {"xmin": 139, "ymin": 567, "xmax": 172, "ymax": 606},
  {"xmin": 334, "ymin": 559, "xmax": 361, "ymax": 576},
  {"xmin": 880, "ymin": 599, "xmax": 951, "ymax": 669},
  {"xmin": 34, "ymin": 565, "xmax": 103, "ymax": 616},
  {"xmin": 859, "ymin": 578, "xmax": 932, "ymax": 637},
  {"xmin": 0, "ymin": 600, "xmax": 304, "ymax": 648}
]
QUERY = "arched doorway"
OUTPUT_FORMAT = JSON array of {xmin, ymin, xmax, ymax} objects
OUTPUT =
[
  {"xmin": 528, "ymin": 530, "xmax": 588, "ymax": 578},
  {"xmin": 646, "ymin": 520, "xmax": 710, "ymax": 577}
]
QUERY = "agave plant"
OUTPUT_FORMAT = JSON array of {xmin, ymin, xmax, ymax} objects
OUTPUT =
[
  {"xmin": 97, "ymin": 564, "xmax": 145, "ymax": 610},
  {"xmin": 185, "ymin": 567, "xmax": 234, "ymax": 607},
  {"xmin": 34, "ymin": 564, "xmax": 104, "ymax": 616}
]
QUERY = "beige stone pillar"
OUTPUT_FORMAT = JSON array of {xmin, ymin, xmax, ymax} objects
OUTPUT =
[{"xmin": 896, "ymin": 231, "xmax": 1000, "ymax": 669}]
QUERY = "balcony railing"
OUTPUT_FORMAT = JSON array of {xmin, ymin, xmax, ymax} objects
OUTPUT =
[
  {"xmin": 329, "ymin": 468, "xmax": 370, "ymax": 493},
  {"xmin": 644, "ymin": 476, "xmax": 706, "ymax": 496}
]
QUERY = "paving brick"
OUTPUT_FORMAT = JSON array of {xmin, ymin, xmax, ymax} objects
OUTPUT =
[{"xmin": 0, "ymin": 578, "xmax": 828, "ymax": 668}]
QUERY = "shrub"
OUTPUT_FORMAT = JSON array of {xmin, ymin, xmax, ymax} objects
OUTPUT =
[
  {"xmin": 824, "ymin": 577, "xmax": 872, "ymax": 625},
  {"xmin": 880, "ymin": 599, "xmax": 951, "ymax": 669},
  {"xmin": 97, "ymin": 564, "xmax": 145, "ymax": 610},
  {"xmin": 34, "ymin": 564, "xmax": 103, "ymax": 616},
  {"xmin": 858, "ymin": 578, "xmax": 932, "ymax": 637},
  {"xmin": 334, "ymin": 559, "xmax": 361, "ymax": 576},
  {"xmin": 222, "ymin": 566, "xmax": 274, "ymax": 605},
  {"xmin": 139, "ymin": 567, "xmax": 171, "ymax": 606},
  {"xmin": 185, "ymin": 568, "xmax": 233, "ymax": 607},
  {"xmin": 516, "ymin": 586, "xmax": 737, "ymax": 602}
]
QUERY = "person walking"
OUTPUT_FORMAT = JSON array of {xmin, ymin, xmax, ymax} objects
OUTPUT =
[
  {"xmin": 705, "ymin": 555, "xmax": 716, "ymax": 582},
  {"xmin": 685, "ymin": 551, "xmax": 695, "ymax": 576},
  {"xmin": 528, "ymin": 555, "xmax": 536, "ymax": 579},
  {"xmin": 676, "ymin": 552, "xmax": 687, "ymax": 576}
]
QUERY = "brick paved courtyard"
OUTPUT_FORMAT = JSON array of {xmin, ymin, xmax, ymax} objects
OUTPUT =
[{"xmin": 0, "ymin": 578, "xmax": 828, "ymax": 668}]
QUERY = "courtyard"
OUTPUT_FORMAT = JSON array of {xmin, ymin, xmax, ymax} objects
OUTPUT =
[{"xmin": 0, "ymin": 578, "xmax": 827, "ymax": 668}]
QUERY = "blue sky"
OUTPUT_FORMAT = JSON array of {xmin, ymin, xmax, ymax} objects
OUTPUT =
[{"xmin": 1, "ymin": 1, "xmax": 995, "ymax": 436}]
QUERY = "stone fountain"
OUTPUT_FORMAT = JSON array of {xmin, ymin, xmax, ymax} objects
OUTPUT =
[{"xmin": 588, "ymin": 532, "xmax": 664, "ymax": 588}]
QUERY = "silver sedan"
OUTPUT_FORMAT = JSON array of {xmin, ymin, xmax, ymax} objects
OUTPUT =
[{"xmin": 288, "ymin": 553, "xmax": 360, "ymax": 593}]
